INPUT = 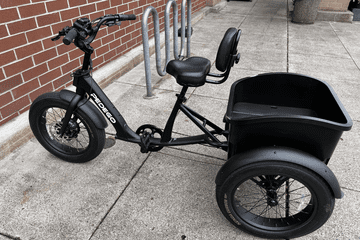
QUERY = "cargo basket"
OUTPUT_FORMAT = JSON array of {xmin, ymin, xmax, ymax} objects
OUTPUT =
[{"xmin": 225, "ymin": 73, "xmax": 352, "ymax": 162}]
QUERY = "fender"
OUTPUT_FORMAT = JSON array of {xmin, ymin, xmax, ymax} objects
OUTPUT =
[
  {"xmin": 216, "ymin": 146, "xmax": 343, "ymax": 199},
  {"xmin": 59, "ymin": 90, "xmax": 108, "ymax": 129}
]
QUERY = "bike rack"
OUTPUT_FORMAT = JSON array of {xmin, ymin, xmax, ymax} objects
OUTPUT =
[{"xmin": 142, "ymin": 0, "xmax": 192, "ymax": 97}]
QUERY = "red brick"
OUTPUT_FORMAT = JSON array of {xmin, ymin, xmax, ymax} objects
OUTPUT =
[
  {"xmin": 43, "ymin": 38, "xmax": 60, "ymax": 49},
  {"xmin": 33, "ymin": 48, "xmax": 57, "ymax": 65},
  {"xmin": 61, "ymin": 58, "xmax": 80, "ymax": 74},
  {"xmin": 0, "ymin": 25, "xmax": 8, "ymax": 38},
  {"xmin": 39, "ymin": 67, "xmax": 61, "ymax": 85},
  {"xmin": 96, "ymin": 1, "xmax": 110, "ymax": 10},
  {"xmin": 117, "ymin": 4, "xmax": 129, "ymax": 13},
  {"xmin": 4, "ymin": 57, "xmax": 33, "ymax": 77},
  {"xmin": 37, "ymin": 13, "xmax": 61, "ymax": 27},
  {"xmin": 18, "ymin": 3, "xmax": 46, "ymax": 18},
  {"xmin": 15, "ymin": 42, "xmax": 43, "ymax": 60},
  {"xmin": 29, "ymin": 82, "xmax": 53, "ymax": 102},
  {"xmin": 46, "ymin": 0, "xmax": 69, "ymax": 12},
  {"xmin": 80, "ymin": 4, "xmax": 96, "ymax": 15},
  {"xmin": 12, "ymin": 79, "xmax": 40, "ymax": 99},
  {"xmin": 95, "ymin": 44, "xmax": 109, "ymax": 57},
  {"xmin": 48, "ymin": 54, "xmax": 69, "ymax": 69},
  {"xmin": 22, "ymin": 63, "xmax": 48, "ymax": 82},
  {"xmin": 0, "ymin": 33, "xmax": 27, "ymax": 53},
  {"xmin": 0, "ymin": 8, "xmax": 20, "ymax": 24},
  {"xmin": 0, "ymin": 51, "xmax": 16, "ymax": 66},
  {"xmin": 90, "ymin": 11, "xmax": 105, "ymax": 21},
  {"xmin": 26, "ymin": 26, "xmax": 52, "ymax": 43},
  {"xmin": 0, "ymin": 0, "xmax": 30, "ymax": 8},
  {"xmin": 111, "ymin": 0, "xmax": 122, "ymax": 6},
  {"xmin": 109, "ymin": 39, "xmax": 121, "ymax": 49},
  {"xmin": 105, "ymin": 7, "xmax": 117, "ymax": 15},
  {"xmin": 121, "ymin": 34, "xmax": 131, "ymax": 44},
  {"xmin": 101, "ymin": 34, "xmax": 115, "ymax": 45},
  {"xmin": 53, "ymin": 74, "xmax": 72, "ymax": 89},
  {"xmin": 8, "ymin": 18, "xmax": 37, "ymax": 35},
  {"xmin": 60, "ymin": 8, "xmax": 80, "ymax": 21},
  {"xmin": 57, "ymin": 42, "xmax": 76, "ymax": 55},
  {"xmin": 19, "ymin": 104, "xmax": 30, "ymax": 114},
  {"xmin": 0, "ymin": 69, "xmax": 5, "ymax": 80},
  {"xmin": 0, "ymin": 92, "xmax": 12, "ymax": 107},
  {"xmin": 114, "ymin": 29, "xmax": 126, "ymax": 39},
  {"xmin": 69, "ymin": 0, "xmax": 87, "ymax": 7},
  {"xmin": 0, "ymin": 95, "xmax": 30, "ymax": 118},
  {"xmin": 104, "ymin": 49, "xmax": 116, "ymax": 61},
  {"xmin": 69, "ymin": 48, "xmax": 83, "ymax": 60},
  {"xmin": 0, "ymin": 74, "xmax": 22, "ymax": 92},
  {"xmin": 92, "ymin": 56, "xmax": 103, "ymax": 69},
  {"xmin": 129, "ymin": 1, "xmax": 139, "ymax": 9}
]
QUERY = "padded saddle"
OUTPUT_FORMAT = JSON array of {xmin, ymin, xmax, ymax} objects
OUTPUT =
[
  {"xmin": 166, "ymin": 57, "xmax": 211, "ymax": 87},
  {"xmin": 166, "ymin": 28, "xmax": 240, "ymax": 87}
]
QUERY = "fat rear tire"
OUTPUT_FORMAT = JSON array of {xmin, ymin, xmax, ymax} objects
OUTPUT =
[{"xmin": 216, "ymin": 161, "xmax": 335, "ymax": 239}]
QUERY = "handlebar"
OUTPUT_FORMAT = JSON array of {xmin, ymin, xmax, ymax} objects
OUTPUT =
[
  {"xmin": 63, "ymin": 28, "xmax": 78, "ymax": 45},
  {"xmin": 117, "ymin": 14, "xmax": 136, "ymax": 21},
  {"xmin": 53, "ymin": 14, "xmax": 137, "ymax": 48}
]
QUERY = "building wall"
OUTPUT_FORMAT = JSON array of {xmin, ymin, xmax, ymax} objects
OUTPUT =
[
  {"xmin": 0, "ymin": 0, "xmax": 209, "ymax": 127},
  {"xmin": 319, "ymin": 0, "xmax": 350, "ymax": 11}
]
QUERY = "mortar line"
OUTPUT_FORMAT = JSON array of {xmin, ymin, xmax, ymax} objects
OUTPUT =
[
  {"xmin": 87, "ymin": 153, "xmax": 152, "ymax": 240},
  {"xmin": 330, "ymin": 22, "xmax": 360, "ymax": 72}
]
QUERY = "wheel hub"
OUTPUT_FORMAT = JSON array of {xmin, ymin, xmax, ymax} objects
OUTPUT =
[
  {"xmin": 54, "ymin": 119, "xmax": 80, "ymax": 140},
  {"xmin": 266, "ymin": 188, "xmax": 278, "ymax": 207}
]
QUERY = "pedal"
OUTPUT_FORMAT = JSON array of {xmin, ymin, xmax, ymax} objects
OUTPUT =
[{"xmin": 104, "ymin": 136, "xmax": 116, "ymax": 149}]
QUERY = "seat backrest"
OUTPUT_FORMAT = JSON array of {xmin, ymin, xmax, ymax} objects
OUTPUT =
[{"xmin": 215, "ymin": 28, "xmax": 240, "ymax": 72}]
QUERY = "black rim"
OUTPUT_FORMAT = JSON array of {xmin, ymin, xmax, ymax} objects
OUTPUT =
[
  {"xmin": 39, "ymin": 107, "xmax": 91, "ymax": 155},
  {"xmin": 230, "ymin": 174, "xmax": 316, "ymax": 231}
]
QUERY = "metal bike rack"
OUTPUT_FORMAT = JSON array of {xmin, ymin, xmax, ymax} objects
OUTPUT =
[{"xmin": 142, "ymin": 0, "xmax": 192, "ymax": 97}]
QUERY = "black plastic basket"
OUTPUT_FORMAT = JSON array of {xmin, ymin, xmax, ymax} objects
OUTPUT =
[{"xmin": 225, "ymin": 73, "xmax": 352, "ymax": 162}]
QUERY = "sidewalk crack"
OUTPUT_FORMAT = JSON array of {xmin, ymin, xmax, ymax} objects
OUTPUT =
[
  {"xmin": 87, "ymin": 153, "xmax": 152, "ymax": 240},
  {"xmin": 330, "ymin": 22, "xmax": 360, "ymax": 72},
  {"xmin": 0, "ymin": 232, "xmax": 21, "ymax": 240}
]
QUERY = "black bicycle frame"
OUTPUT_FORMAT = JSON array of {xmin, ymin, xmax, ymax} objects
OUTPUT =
[{"xmin": 61, "ymin": 54, "xmax": 228, "ymax": 151}]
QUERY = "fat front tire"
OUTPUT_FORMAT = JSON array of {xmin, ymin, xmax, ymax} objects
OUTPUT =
[
  {"xmin": 216, "ymin": 161, "xmax": 335, "ymax": 239},
  {"xmin": 29, "ymin": 92, "xmax": 105, "ymax": 163}
]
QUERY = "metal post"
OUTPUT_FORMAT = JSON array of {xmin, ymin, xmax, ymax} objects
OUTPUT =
[
  {"xmin": 165, "ymin": 0, "xmax": 179, "ymax": 61},
  {"xmin": 142, "ymin": 6, "xmax": 161, "ymax": 97},
  {"xmin": 180, "ymin": 0, "xmax": 191, "ymax": 58},
  {"xmin": 141, "ymin": 0, "xmax": 192, "ymax": 97}
]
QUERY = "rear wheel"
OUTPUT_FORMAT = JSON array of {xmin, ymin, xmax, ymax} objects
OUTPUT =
[
  {"xmin": 216, "ymin": 161, "xmax": 335, "ymax": 239},
  {"xmin": 29, "ymin": 92, "xmax": 105, "ymax": 162}
]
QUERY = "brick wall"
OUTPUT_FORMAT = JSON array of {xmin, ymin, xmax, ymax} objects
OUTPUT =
[{"xmin": 0, "ymin": 0, "xmax": 208, "ymax": 127}]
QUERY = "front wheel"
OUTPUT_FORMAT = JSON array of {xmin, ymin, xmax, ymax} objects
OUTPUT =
[
  {"xmin": 29, "ymin": 92, "xmax": 105, "ymax": 163},
  {"xmin": 216, "ymin": 161, "xmax": 335, "ymax": 239}
]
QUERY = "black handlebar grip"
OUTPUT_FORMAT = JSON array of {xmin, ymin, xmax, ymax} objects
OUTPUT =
[
  {"xmin": 118, "ymin": 14, "xmax": 136, "ymax": 21},
  {"xmin": 63, "ymin": 28, "xmax": 78, "ymax": 45}
]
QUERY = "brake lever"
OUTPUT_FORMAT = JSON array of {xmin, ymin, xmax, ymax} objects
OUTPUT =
[
  {"xmin": 104, "ymin": 20, "xmax": 121, "ymax": 27},
  {"xmin": 51, "ymin": 26, "xmax": 71, "ymax": 41}
]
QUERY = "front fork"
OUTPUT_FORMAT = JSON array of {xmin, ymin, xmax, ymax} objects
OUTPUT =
[{"xmin": 58, "ymin": 88, "xmax": 84, "ymax": 137}]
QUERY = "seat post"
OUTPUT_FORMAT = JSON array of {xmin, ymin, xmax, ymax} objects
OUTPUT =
[{"xmin": 161, "ymin": 86, "xmax": 188, "ymax": 142}]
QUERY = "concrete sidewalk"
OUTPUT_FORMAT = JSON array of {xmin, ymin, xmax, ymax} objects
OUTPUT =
[{"xmin": 1, "ymin": 0, "xmax": 360, "ymax": 239}]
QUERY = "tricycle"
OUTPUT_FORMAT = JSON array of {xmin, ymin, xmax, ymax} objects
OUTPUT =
[{"xmin": 28, "ymin": 14, "xmax": 352, "ymax": 239}]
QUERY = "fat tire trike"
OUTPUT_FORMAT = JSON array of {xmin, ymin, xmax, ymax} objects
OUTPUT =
[{"xmin": 29, "ymin": 14, "xmax": 352, "ymax": 239}]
